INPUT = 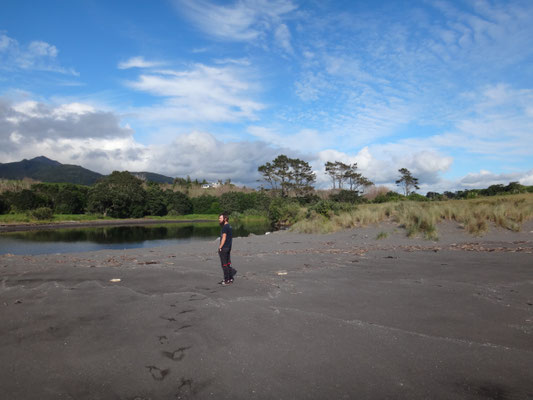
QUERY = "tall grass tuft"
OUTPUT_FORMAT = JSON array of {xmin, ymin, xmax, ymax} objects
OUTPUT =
[{"xmin": 290, "ymin": 193, "xmax": 533, "ymax": 237}]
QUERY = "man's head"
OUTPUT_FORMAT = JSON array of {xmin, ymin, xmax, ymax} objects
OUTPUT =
[{"xmin": 218, "ymin": 212, "xmax": 229, "ymax": 226}]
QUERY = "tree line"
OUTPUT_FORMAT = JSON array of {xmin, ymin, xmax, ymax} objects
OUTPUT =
[
  {"xmin": 1, "ymin": 156, "xmax": 531, "ymax": 222},
  {"xmin": 257, "ymin": 155, "xmax": 420, "ymax": 197}
]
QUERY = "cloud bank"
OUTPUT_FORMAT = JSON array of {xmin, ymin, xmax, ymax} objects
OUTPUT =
[{"xmin": 2, "ymin": 96, "xmax": 531, "ymax": 192}]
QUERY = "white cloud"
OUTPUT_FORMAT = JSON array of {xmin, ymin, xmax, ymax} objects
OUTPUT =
[
  {"xmin": 176, "ymin": 0, "xmax": 296, "ymax": 44},
  {"xmin": 430, "ymin": 84, "xmax": 533, "ymax": 157},
  {"xmin": 0, "ymin": 32, "xmax": 77, "ymax": 75},
  {"xmin": 274, "ymin": 24, "xmax": 293, "ymax": 53},
  {"xmin": 126, "ymin": 63, "xmax": 264, "ymax": 123},
  {"xmin": 0, "ymin": 95, "xmax": 529, "ymax": 191},
  {"xmin": 118, "ymin": 56, "xmax": 164, "ymax": 70},
  {"xmin": 312, "ymin": 146, "xmax": 453, "ymax": 191},
  {"xmin": 0, "ymin": 97, "xmax": 280, "ymax": 184},
  {"xmin": 459, "ymin": 169, "xmax": 528, "ymax": 188},
  {"xmin": 248, "ymin": 126, "xmax": 325, "ymax": 152}
]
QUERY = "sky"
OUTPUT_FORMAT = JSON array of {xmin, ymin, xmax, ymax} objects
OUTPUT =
[{"xmin": 1, "ymin": 0, "xmax": 532, "ymax": 193}]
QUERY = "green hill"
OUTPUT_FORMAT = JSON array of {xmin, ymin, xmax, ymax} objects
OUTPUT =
[
  {"xmin": 0, "ymin": 157, "xmax": 177, "ymax": 186},
  {"xmin": 0, "ymin": 156, "xmax": 103, "ymax": 185},
  {"xmin": 131, "ymin": 172, "xmax": 174, "ymax": 184}
]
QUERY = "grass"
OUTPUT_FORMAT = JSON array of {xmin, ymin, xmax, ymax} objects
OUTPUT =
[
  {"xmin": 291, "ymin": 193, "xmax": 533, "ymax": 238},
  {"xmin": 376, "ymin": 231, "xmax": 388, "ymax": 240}
]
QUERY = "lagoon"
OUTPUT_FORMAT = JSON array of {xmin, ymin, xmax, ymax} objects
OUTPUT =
[{"xmin": 0, "ymin": 221, "xmax": 270, "ymax": 255}]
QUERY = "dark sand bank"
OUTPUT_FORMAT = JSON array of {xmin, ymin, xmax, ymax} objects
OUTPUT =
[{"xmin": 1, "ymin": 221, "xmax": 532, "ymax": 399}]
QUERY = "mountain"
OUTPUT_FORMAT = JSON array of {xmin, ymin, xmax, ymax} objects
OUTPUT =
[
  {"xmin": 131, "ymin": 172, "xmax": 174, "ymax": 184},
  {"xmin": 0, "ymin": 157, "xmax": 176, "ymax": 186},
  {"xmin": 0, "ymin": 156, "xmax": 104, "ymax": 185}
]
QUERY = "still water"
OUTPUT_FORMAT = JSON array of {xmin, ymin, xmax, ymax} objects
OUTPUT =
[{"xmin": 0, "ymin": 221, "xmax": 270, "ymax": 255}]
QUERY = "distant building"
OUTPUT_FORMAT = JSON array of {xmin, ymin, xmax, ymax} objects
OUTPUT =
[{"xmin": 201, "ymin": 182, "xmax": 221, "ymax": 189}]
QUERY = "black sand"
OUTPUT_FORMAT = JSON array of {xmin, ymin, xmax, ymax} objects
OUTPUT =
[{"xmin": 1, "ymin": 222, "xmax": 532, "ymax": 399}]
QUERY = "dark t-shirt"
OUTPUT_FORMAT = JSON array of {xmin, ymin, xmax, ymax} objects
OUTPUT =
[{"xmin": 220, "ymin": 223, "xmax": 232, "ymax": 249}]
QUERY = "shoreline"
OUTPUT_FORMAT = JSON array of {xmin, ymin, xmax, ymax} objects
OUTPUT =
[{"xmin": 0, "ymin": 218, "xmax": 217, "ymax": 233}]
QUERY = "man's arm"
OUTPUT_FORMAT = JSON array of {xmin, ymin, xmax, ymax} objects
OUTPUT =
[{"xmin": 219, "ymin": 233, "xmax": 227, "ymax": 250}]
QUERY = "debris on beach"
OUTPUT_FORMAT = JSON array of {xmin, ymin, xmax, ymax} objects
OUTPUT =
[
  {"xmin": 277, "ymin": 271, "xmax": 288, "ymax": 276},
  {"xmin": 109, "ymin": 278, "xmax": 121, "ymax": 282}
]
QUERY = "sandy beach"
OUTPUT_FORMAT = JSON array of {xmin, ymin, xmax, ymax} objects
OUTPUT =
[{"xmin": 1, "ymin": 221, "xmax": 532, "ymax": 399}]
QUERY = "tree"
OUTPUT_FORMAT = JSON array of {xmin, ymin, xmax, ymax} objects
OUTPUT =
[
  {"xmin": 165, "ymin": 190, "xmax": 193, "ymax": 215},
  {"xmin": 290, "ymin": 158, "xmax": 316, "ymax": 197},
  {"xmin": 344, "ymin": 163, "xmax": 373, "ymax": 193},
  {"xmin": 145, "ymin": 183, "xmax": 167, "ymax": 216},
  {"xmin": 87, "ymin": 171, "xmax": 147, "ymax": 218},
  {"xmin": 258, "ymin": 155, "xmax": 316, "ymax": 197},
  {"xmin": 396, "ymin": 168, "xmax": 420, "ymax": 196},
  {"xmin": 325, "ymin": 161, "xmax": 338, "ymax": 189},
  {"xmin": 325, "ymin": 161, "xmax": 372, "ymax": 192}
]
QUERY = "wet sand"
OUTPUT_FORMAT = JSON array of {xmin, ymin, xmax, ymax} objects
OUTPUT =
[{"xmin": 1, "ymin": 221, "xmax": 532, "ymax": 399}]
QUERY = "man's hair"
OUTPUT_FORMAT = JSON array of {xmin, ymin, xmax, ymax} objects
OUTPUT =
[{"xmin": 219, "ymin": 212, "xmax": 229, "ymax": 222}]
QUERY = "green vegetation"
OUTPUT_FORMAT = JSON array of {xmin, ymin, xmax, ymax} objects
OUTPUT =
[
  {"xmin": 1, "ymin": 155, "xmax": 532, "ymax": 238},
  {"xmin": 291, "ymin": 194, "xmax": 533, "ymax": 238},
  {"xmin": 376, "ymin": 231, "xmax": 388, "ymax": 240}
]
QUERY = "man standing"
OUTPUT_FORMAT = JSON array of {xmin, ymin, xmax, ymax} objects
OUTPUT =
[{"xmin": 218, "ymin": 212, "xmax": 236, "ymax": 285}]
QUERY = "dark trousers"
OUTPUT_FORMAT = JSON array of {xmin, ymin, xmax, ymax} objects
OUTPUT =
[{"xmin": 219, "ymin": 248, "xmax": 232, "ymax": 281}]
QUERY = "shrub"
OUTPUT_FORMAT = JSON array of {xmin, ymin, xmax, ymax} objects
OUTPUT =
[
  {"xmin": 191, "ymin": 195, "xmax": 219, "ymax": 214},
  {"xmin": 373, "ymin": 191, "xmax": 404, "ymax": 203},
  {"xmin": 87, "ymin": 171, "xmax": 147, "ymax": 218},
  {"xmin": 0, "ymin": 195, "xmax": 8, "ymax": 214},
  {"xmin": 219, "ymin": 192, "xmax": 255, "ymax": 214},
  {"xmin": 3, "ymin": 189, "xmax": 48, "ymax": 211},
  {"xmin": 268, "ymin": 198, "xmax": 301, "ymax": 227},
  {"xmin": 165, "ymin": 190, "xmax": 193, "ymax": 215},
  {"xmin": 329, "ymin": 190, "xmax": 366, "ymax": 204},
  {"xmin": 30, "ymin": 207, "xmax": 54, "ymax": 220},
  {"xmin": 145, "ymin": 185, "xmax": 167, "ymax": 216},
  {"xmin": 407, "ymin": 193, "xmax": 428, "ymax": 202}
]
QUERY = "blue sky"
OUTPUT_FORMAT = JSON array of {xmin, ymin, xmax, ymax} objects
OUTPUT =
[{"xmin": 1, "ymin": 0, "xmax": 532, "ymax": 192}]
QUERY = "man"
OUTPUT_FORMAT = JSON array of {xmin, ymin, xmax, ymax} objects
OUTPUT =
[{"xmin": 218, "ymin": 212, "xmax": 236, "ymax": 285}]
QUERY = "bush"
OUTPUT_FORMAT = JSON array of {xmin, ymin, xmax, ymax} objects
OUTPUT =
[
  {"xmin": 30, "ymin": 207, "xmax": 54, "ymax": 220},
  {"xmin": 145, "ymin": 185, "xmax": 167, "ymax": 216},
  {"xmin": 0, "ymin": 195, "xmax": 8, "ymax": 214},
  {"xmin": 373, "ymin": 191, "xmax": 405, "ymax": 203},
  {"xmin": 165, "ymin": 190, "xmax": 193, "ymax": 215},
  {"xmin": 191, "ymin": 195, "xmax": 219, "ymax": 214},
  {"xmin": 407, "ymin": 193, "xmax": 428, "ymax": 202},
  {"xmin": 219, "ymin": 191, "xmax": 269, "ymax": 214},
  {"xmin": 309, "ymin": 200, "xmax": 357, "ymax": 217},
  {"xmin": 3, "ymin": 189, "xmax": 48, "ymax": 211},
  {"xmin": 268, "ymin": 198, "xmax": 301, "ymax": 227},
  {"xmin": 87, "ymin": 171, "xmax": 147, "ymax": 218},
  {"xmin": 329, "ymin": 190, "xmax": 366, "ymax": 204}
]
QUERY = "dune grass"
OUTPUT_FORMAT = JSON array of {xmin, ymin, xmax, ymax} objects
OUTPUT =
[{"xmin": 291, "ymin": 194, "xmax": 533, "ymax": 239}]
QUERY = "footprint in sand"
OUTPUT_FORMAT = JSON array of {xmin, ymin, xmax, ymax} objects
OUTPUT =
[
  {"xmin": 162, "ymin": 346, "xmax": 191, "ymax": 361},
  {"xmin": 175, "ymin": 324, "xmax": 192, "ymax": 331},
  {"xmin": 145, "ymin": 365, "xmax": 170, "ymax": 381}
]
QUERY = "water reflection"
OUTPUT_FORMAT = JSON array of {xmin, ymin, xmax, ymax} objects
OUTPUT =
[{"xmin": 0, "ymin": 221, "xmax": 270, "ymax": 255}]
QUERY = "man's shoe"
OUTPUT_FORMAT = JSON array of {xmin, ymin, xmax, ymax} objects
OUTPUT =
[{"xmin": 221, "ymin": 280, "xmax": 233, "ymax": 286}]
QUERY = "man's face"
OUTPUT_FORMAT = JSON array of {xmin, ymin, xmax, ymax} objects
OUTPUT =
[{"xmin": 218, "ymin": 215, "xmax": 224, "ymax": 225}]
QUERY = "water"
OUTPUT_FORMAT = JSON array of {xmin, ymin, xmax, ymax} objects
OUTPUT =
[{"xmin": 0, "ymin": 221, "xmax": 270, "ymax": 255}]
